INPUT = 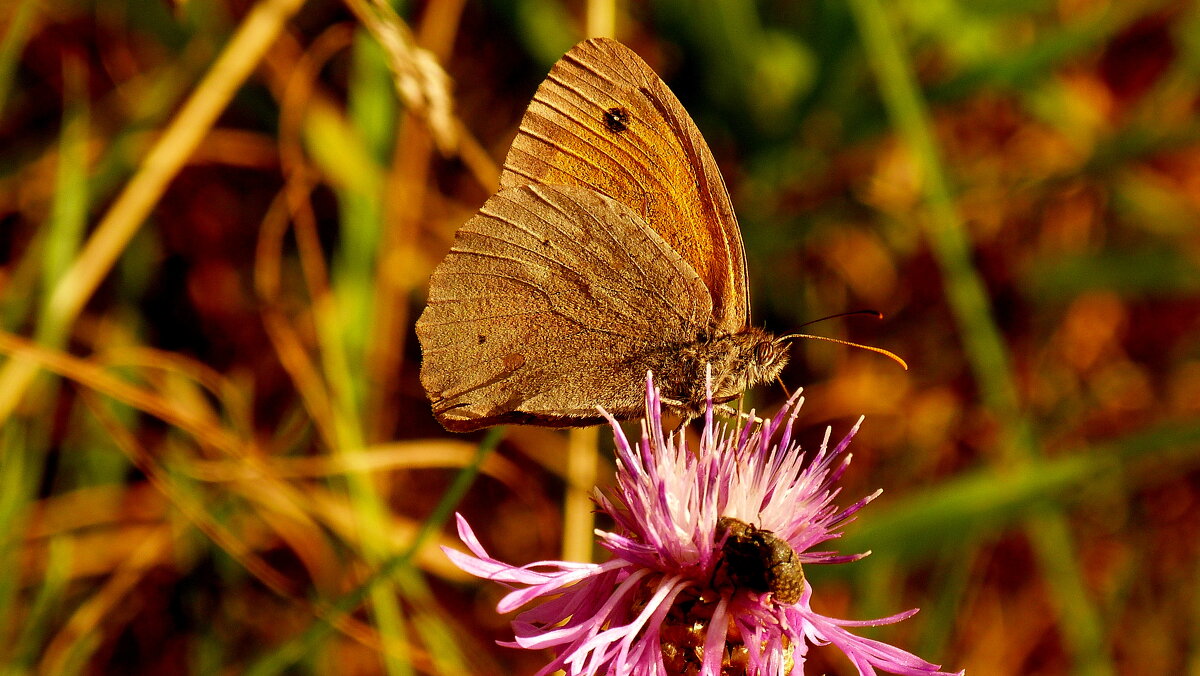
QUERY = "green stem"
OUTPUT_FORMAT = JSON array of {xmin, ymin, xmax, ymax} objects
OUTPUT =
[
  {"xmin": 846, "ymin": 1, "xmax": 1113, "ymax": 673},
  {"xmin": 242, "ymin": 428, "xmax": 501, "ymax": 676}
]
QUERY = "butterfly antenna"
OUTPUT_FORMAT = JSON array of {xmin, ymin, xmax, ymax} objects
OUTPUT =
[
  {"xmin": 775, "ymin": 311, "xmax": 907, "ymax": 370},
  {"xmin": 794, "ymin": 309, "xmax": 883, "ymax": 330},
  {"xmin": 775, "ymin": 332, "xmax": 908, "ymax": 370}
]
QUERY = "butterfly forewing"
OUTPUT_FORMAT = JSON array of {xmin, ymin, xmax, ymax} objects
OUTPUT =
[
  {"xmin": 500, "ymin": 38, "xmax": 749, "ymax": 331},
  {"xmin": 416, "ymin": 184, "xmax": 714, "ymax": 431}
]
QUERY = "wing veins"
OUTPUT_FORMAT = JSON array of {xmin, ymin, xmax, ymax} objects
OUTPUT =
[
  {"xmin": 517, "ymin": 114, "xmax": 654, "ymax": 197},
  {"xmin": 524, "ymin": 187, "xmax": 698, "ymax": 330},
  {"xmin": 564, "ymin": 191, "xmax": 700, "ymax": 329},
  {"xmin": 530, "ymin": 87, "xmax": 662, "ymax": 170},
  {"xmin": 549, "ymin": 58, "xmax": 683, "ymax": 150}
]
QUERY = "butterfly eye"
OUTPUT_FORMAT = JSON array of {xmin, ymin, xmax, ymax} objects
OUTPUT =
[{"xmin": 754, "ymin": 342, "xmax": 775, "ymax": 364}]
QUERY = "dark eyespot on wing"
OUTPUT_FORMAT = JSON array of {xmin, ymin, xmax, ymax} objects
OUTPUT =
[
  {"xmin": 603, "ymin": 107, "xmax": 629, "ymax": 132},
  {"xmin": 497, "ymin": 38, "xmax": 750, "ymax": 331}
]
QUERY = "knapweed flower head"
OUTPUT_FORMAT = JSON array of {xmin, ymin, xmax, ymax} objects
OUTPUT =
[{"xmin": 444, "ymin": 373, "xmax": 963, "ymax": 676}]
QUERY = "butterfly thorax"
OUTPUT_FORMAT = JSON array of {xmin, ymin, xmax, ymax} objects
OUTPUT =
[{"xmin": 639, "ymin": 326, "xmax": 789, "ymax": 420}]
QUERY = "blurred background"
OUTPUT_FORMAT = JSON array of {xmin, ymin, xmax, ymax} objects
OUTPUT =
[{"xmin": 2, "ymin": 0, "xmax": 1199, "ymax": 674}]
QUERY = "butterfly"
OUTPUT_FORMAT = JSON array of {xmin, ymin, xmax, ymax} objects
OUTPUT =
[{"xmin": 415, "ymin": 38, "xmax": 790, "ymax": 432}]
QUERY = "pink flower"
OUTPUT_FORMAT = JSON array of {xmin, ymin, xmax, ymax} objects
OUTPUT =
[{"xmin": 444, "ymin": 373, "xmax": 963, "ymax": 676}]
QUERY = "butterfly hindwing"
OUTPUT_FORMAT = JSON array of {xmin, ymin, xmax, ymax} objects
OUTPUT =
[{"xmin": 416, "ymin": 184, "xmax": 713, "ymax": 431}]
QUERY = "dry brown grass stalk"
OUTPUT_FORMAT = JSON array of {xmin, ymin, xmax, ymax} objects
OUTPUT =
[
  {"xmin": 343, "ymin": 0, "xmax": 458, "ymax": 154},
  {"xmin": 0, "ymin": 0, "xmax": 308, "ymax": 426}
]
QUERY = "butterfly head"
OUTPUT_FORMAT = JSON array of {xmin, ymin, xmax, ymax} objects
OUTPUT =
[
  {"xmin": 746, "ymin": 327, "xmax": 791, "ymax": 386},
  {"xmin": 711, "ymin": 327, "xmax": 790, "ymax": 399}
]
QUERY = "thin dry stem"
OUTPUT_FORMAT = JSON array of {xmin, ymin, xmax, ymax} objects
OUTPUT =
[
  {"xmin": 39, "ymin": 527, "xmax": 173, "ymax": 674},
  {"xmin": 344, "ymin": 0, "xmax": 458, "ymax": 154}
]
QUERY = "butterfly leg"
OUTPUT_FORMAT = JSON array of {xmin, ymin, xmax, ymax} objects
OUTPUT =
[
  {"xmin": 714, "ymin": 403, "xmax": 765, "ymax": 426},
  {"xmin": 656, "ymin": 394, "xmax": 765, "ymax": 427}
]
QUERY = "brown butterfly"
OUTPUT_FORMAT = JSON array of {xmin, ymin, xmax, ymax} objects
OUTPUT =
[{"xmin": 416, "ymin": 38, "xmax": 790, "ymax": 432}]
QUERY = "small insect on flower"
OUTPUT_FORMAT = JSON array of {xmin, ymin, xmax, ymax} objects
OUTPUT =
[
  {"xmin": 716, "ymin": 516, "xmax": 804, "ymax": 605},
  {"xmin": 444, "ymin": 371, "xmax": 964, "ymax": 676}
]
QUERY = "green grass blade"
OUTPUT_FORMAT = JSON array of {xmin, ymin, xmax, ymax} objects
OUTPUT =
[
  {"xmin": 13, "ymin": 536, "xmax": 74, "ymax": 669},
  {"xmin": 0, "ymin": 58, "xmax": 91, "ymax": 669},
  {"xmin": 0, "ymin": 0, "xmax": 37, "ymax": 118},
  {"xmin": 835, "ymin": 421, "xmax": 1200, "ymax": 559},
  {"xmin": 846, "ymin": 1, "xmax": 1116, "ymax": 672},
  {"xmin": 242, "ymin": 428, "xmax": 501, "ymax": 676}
]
